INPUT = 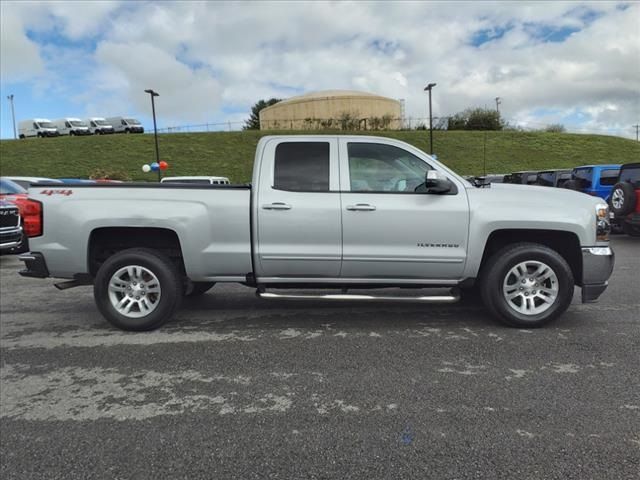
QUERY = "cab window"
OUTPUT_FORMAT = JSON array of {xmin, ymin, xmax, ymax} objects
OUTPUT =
[
  {"xmin": 347, "ymin": 143, "xmax": 431, "ymax": 192},
  {"xmin": 273, "ymin": 142, "xmax": 330, "ymax": 192}
]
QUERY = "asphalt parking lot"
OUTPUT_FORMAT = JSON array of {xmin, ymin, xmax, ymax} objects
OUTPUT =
[{"xmin": 1, "ymin": 237, "xmax": 638, "ymax": 479}]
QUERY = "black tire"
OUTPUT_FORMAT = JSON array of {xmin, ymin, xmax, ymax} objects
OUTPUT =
[
  {"xmin": 70, "ymin": 131, "xmax": 75, "ymax": 136},
  {"xmin": 19, "ymin": 134, "xmax": 25, "ymax": 139},
  {"xmin": 94, "ymin": 248, "xmax": 182, "ymax": 331},
  {"xmin": 125, "ymin": 128, "xmax": 130, "ymax": 134},
  {"xmin": 623, "ymin": 221, "xmax": 640, "ymax": 237},
  {"xmin": 37, "ymin": 132, "xmax": 42, "ymax": 138},
  {"xmin": 184, "ymin": 281, "xmax": 216, "ymax": 297},
  {"xmin": 610, "ymin": 182, "xmax": 636, "ymax": 216},
  {"xmin": 459, "ymin": 285, "xmax": 483, "ymax": 305},
  {"xmin": 479, "ymin": 243, "xmax": 574, "ymax": 328},
  {"xmin": 563, "ymin": 179, "xmax": 580, "ymax": 190}
]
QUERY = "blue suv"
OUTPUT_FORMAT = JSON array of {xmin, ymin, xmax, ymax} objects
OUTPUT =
[{"xmin": 564, "ymin": 164, "xmax": 621, "ymax": 201}]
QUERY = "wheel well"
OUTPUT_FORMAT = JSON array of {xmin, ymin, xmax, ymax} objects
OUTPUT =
[
  {"xmin": 88, "ymin": 227, "xmax": 185, "ymax": 277},
  {"xmin": 479, "ymin": 229, "xmax": 582, "ymax": 283}
]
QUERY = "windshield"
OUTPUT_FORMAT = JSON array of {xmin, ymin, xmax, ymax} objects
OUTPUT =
[
  {"xmin": 94, "ymin": 119, "xmax": 110, "ymax": 126},
  {"xmin": 0, "ymin": 178, "xmax": 27, "ymax": 195},
  {"xmin": 125, "ymin": 119, "xmax": 141, "ymax": 125},
  {"xmin": 38, "ymin": 121, "xmax": 55, "ymax": 129},
  {"xmin": 70, "ymin": 121, "xmax": 87, "ymax": 127}
]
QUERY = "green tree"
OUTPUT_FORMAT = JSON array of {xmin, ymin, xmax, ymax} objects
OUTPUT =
[
  {"xmin": 243, "ymin": 98, "xmax": 282, "ymax": 130},
  {"xmin": 447, "ymin": 108, "xmax": 504, "ymax": 131},
  {"xmin": 545, "ymin": 123, "xmax": 566, "ymax": 133}
]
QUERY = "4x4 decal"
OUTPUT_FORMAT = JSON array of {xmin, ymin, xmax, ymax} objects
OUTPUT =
[{"xmin": 40, "ymin": 189, "xmax": 73, "ymax": 196}]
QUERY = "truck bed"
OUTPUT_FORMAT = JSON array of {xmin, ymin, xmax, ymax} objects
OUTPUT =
[{"xmin": 28, "ymin": 183, "xmax": 253, "ymax": 281}]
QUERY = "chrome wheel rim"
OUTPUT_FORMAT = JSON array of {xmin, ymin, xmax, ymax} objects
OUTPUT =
[
  {"xmin": 612, "ymin": 189, "xmax": 624, "ymax": 209},
  {"xmin": 108, "ymin": 265, "xmax": 161, "ymax": 318},
  {"xmin": 502, "ymin": 261, "xmax": 559, "ymax": 316}
]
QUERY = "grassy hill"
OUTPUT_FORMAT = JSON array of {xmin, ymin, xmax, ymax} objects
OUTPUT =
[{"xmin": 1, "ymin": 130, "xmax": 638, "ymax": 182}]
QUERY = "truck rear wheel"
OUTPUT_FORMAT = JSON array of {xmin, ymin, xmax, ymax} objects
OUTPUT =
[
  {"xmin": 480, "ymin": 243, "xmax": 574, "ymax": 328},
  {"xmin": 94, "ymin": 248, "xmax": 182, "ymax": 331}
]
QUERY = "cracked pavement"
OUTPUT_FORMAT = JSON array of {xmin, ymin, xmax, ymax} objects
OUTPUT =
[{"xmin": 1, "ymin": 236, "xmax": 639, "ymax": 479}]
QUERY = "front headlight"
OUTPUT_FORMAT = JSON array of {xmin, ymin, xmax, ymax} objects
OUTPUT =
[{"xmin": 595, "ymin": 203, "xmax": 610, "ymax": 241}]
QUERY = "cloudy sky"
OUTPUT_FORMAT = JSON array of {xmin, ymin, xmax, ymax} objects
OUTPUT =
[{"xmin": 1, "ymin": 0, "xmax": 639, "ymax": 139}]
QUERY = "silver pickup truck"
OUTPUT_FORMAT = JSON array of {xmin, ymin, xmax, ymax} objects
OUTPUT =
[{"xmin": 19, "ymin": 135, "xmax": 614, "ymax": 330}]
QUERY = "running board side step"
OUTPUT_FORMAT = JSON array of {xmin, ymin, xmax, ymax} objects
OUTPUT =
[{"xmin": 256, "ymin": 290, "xmax": 460, "ymax": 303}]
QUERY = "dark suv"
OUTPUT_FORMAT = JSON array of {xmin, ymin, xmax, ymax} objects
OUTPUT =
[
  {"xmin": 508, "ymin": 171, "xmax": 538, "ymax": 185},
  {"xmin": 536, "ymin": 169, "xmax": 572, "ymax": 188},
  {"xmin": 608, "ymin": 163, "xmax": 640, "ymax": 236}
]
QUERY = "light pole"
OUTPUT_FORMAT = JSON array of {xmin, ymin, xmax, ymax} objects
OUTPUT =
[
  {"xmin": 424, "ymin": 83, "xmax": 436, "ymax": 154},
  {"xmin": 144, "ymin": 89, "xmax": 161, "ymax": 181},
  {"xmin": 495, "ymin": 97, "xmax": 501, "ymax": 116},
  {"xmin": 7, "ymin": 94, "xmax": 16, "ymax": 139}
]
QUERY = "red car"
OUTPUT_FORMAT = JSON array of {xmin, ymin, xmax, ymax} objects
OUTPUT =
[
  {"xmin": 0, "ymin": 177, "xmax": 42, "ymax": 239},
  {"xmin": 608, "ymin": 163, "xmax": 640, "ymax": 236}
]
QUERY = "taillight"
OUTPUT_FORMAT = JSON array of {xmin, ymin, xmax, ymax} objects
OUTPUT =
[{"xmin": 22, "ymin": 199, "xmax": 43, "ymax": 237}]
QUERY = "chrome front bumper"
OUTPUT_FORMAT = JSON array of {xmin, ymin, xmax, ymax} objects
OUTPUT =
[{"xmin": 581, "ymin": 246, "xmax": 615, "ymax": 303}]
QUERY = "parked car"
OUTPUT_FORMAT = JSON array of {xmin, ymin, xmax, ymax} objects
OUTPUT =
[
  {"xmin": 469, "ymin": 174, "xmax": 507, "ymax": 185},
  {"xmin": 564, "ymin": 165, "xmax": 621, "ymax": 200},
  {"xmin": 608, "ymin": 162, "xmax": 640, "ymax": 236},
  {"xmin": 161, "ymin": 176, "xmax": 231, "ymax": 185},
  {"xmin": 508, "ymin": 171, "xmax": 538, "ymax": 185},
  {"xmin": 106, "ymin": 117, "xmax": 144, "ymax": 134},
  {"xmin": 0, "ymin": 178, "xmax": 38, "ymax": 248},
  {"xmin": 4, "ymin": 177, "xmax": 63, "ymax": 190},
  {"xmin": 0, "ymin": 177, "xmax": 28, "ymax": 203},
  {"xmin": 535, "ymin": 169, "xmax": 572, "ymax": 188},
  {"xmin": 51, "ymin": 118, "xmax": 92, "ymax": 136},
  {"xmin": 19, "ymin": 135, "xmax": 614, "ymax": 332},
  {"xmin": 57, "ymin": 178, "xmax": 97, "ymax": 184},
  {"xmin": 18, "ymin": 119, "xmax": 59, "ymax": 138},
  {"xmin": 0, "ymin": 199, "xmax": 26, "ymax": 254},
  {"xmin": 85, "ymin": 117, "xmax": 115, "ymax": 135}
]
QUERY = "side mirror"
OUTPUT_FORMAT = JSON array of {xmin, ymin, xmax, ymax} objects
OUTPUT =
[{"xmin": 425, "ymin": 170, "xmax": 452, "ymax": 194}]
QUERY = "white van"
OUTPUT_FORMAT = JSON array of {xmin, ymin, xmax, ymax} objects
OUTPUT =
[
  {"xmin": 85, "ymin": 117, "xmax": 115, "ymax": 135},
  {"xmin": 52, "ymin": 118, "xmax": 91, "ymax": 136},
  {"xmin": 106, "ymin": 117, "xmax": 144, "ymax": 134},
  {"xmin": 18, "ymin": 119, "xmax": 60, "ymax": 138},
  {"xmin": 160, "ymin": 176, "xmax": 231, "ymax": 185}
]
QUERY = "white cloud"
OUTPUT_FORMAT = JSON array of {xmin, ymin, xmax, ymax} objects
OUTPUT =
[
  {"xmin": 1, "ymin": 0, "xmax": 638, "ymax": 137},
  {"xmin": 0, "ymin": 7, "xmax": 44, "ymax": 82},
  {"xmin": 94, "ymin": 42, "xmax": 222, "ymax": 121}
]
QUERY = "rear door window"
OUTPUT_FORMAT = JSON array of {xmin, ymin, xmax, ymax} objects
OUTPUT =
[
  {"xmin": 599, "ymin": 169, "xmax": 620, "ymax": 186},
  {"xmin": 274, "ymin": 142, "xmax": 330, "ymax": 192}
]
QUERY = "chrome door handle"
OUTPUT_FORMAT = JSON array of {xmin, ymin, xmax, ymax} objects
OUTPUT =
[
  {"xmin": 346, "ymin": 203, "xmax": 376, "ymax": 211},
  {"xmin": 262, "ymin": 202, "xmax": 292, "ymax": 210}
]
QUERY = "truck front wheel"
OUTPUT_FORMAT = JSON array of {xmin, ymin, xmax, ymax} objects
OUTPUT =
[
  {"xmin": 94, "ymin": 248, "xmax": 182, "ymax": 331},
  {"xmin": 480, "ymin": 243, "xmax": 574, "ymax": 328}
]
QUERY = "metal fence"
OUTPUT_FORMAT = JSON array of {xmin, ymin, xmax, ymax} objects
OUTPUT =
[
  {"xmin": 152, "ymin": 117, "xmax": 636, "ymax": 138},
  {"xmin": 154, "ymin": 117, "xmax": 442, "ymax": 134}
]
